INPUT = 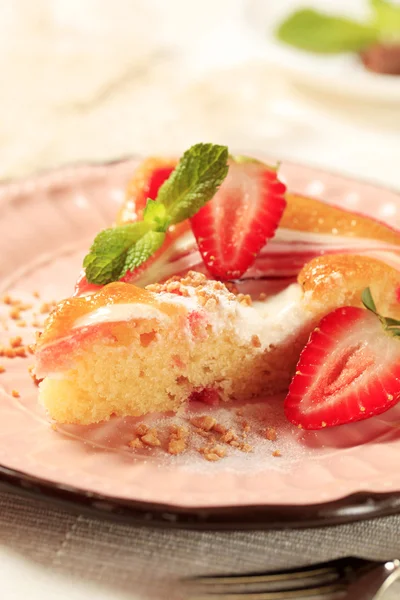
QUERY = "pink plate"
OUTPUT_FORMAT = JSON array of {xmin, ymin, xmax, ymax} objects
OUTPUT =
[{"xmin": 1, "ymin": 157, "xmax": 400, "ymax": 529}]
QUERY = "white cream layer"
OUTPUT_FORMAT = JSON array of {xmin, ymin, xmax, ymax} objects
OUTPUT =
[
  {"xmin": 72, "ymin": 282, "xmax": 310, "ymax": 352},
  {"xmin": 132, "ymin": 226, "xmax": 400, "ymax": 288},
  {"xmin": 218, "ymin": 283, "xmax": 310, "ymax": 349},
  {"xmin": 73, "ymin": 291, "xmax": 200, "ymax": 329}
]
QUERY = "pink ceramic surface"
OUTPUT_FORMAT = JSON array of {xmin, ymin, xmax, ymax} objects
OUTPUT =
[{"xmin": 1, "ymin": 157, "xmax": 400, "ymax": 515}]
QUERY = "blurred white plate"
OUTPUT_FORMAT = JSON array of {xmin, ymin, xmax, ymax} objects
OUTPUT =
[{"xmin": 246, "ymin": 0, "xmax": 400, "ymax": 103}]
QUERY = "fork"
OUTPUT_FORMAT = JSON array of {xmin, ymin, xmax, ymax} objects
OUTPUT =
[{"xmin": 184, "ymin": 557, "xmax": 400, "ymax": 599}]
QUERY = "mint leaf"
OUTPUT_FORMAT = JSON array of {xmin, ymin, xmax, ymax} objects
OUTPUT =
[
  {"xmin": 83, "ymin": 222, "xmax": 151, "ymax": 285},
  {"xmin": 83, "ymin": 142, "xmax": 230, "ymax": 285},
  {"xmin": 382, "ymin": 316, "xmax": 400, "ymax": 328},
  {"xmin": 122, "ymin": 231, "xmax": 166, "ymax": 276},
  {"xmin": 156, "ymin": 143, "xmax": 229, "ymax": 224},
  {"xmin": 362, "ymin": 287, "xmax": 400, "ymax": 336},
  {"xmin": 361, "ymin": 287, "xmax": 377, "ymax": 313},
  {"xmin": 143, "ymin": 199, "xmax": 170, "ymax": 232},
  {"xmin": 370, "ymin": 0, "xmax": 400, "ymax": 41},
  {"xmin": 276, "ymin": 9, "xmax": 378, "ymax": 54}
]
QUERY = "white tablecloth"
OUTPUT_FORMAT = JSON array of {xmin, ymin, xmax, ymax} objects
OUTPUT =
[{"xmin": 1, "ymin": 1, "xmax": 400, "ymax": 598}]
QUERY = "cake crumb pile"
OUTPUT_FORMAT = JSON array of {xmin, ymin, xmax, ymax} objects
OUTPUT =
[
  {"xmin": 127, "ymin": 411, "xmax": 282, "ymax": 463},
  {"xmin": 0, "ymin": 335, "xmax": 31, "ymax": 359},
  {"xmin": 0, "ymin": 291, "xmax": 56, "ymax": 397}
]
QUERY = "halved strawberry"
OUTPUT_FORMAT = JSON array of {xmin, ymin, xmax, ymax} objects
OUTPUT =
[
  {"xmin": 118, "ymin": 157, "xmax": 177, "ymax": 224},
  {"xmin": 284, "ymin": 292, "xmax": 400, "ymax": 430},
  {"xmin": 190, "ymin": 159, "xmax": 287, "ymax": 280}
]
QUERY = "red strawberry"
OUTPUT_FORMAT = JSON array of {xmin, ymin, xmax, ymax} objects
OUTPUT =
[
  {"xmin": 190, "ymin": 159, "xmax": 286, "ymax": 280},
  {"xmin": 284, "ymin": 296, "xmax": 400, "ymax": 430},
  {"xmin": 75, "ymin": 160, "xmax": 181, "ymax": 296}
]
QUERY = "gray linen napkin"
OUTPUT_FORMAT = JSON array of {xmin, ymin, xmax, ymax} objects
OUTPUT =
[{"xmin": 1, "ymin": 489, "xmax": 399, "ymax": 600}]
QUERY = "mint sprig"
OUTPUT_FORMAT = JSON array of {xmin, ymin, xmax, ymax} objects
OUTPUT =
[
  {"xmin": 275, "ymin": 0, "xmax": 400, "ymax": 55},
  {"xmin": 83, "ymin": 222, "xmax": 151, "ymax": 285},
  {"xmin": 361, "ymin": 287, "xmax": 378, "ymax": 313},
  {"xmin": 142, "ymin": 199, "xmax": 170, "ymax": 232},
  {"xmin": 124, "ymin": 231, "xmax": 166, "ymax": 273},
  {"xmin": 83, "ymin": 143, "xmax": 229, "ymax": 285},
  {"xmin": 371, "ymin": 0, "xmax": 400, "ymax": 42},
  {"xmin": 276, "ymin": 9, "xmax": 378, "ymax": 54},
  {"xmin": 157, "ymin": 143, "xmax": 229, "ymax": 224}
]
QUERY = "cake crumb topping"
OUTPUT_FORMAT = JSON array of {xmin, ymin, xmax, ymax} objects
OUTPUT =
[
  {"xmin": 224, "ymin": 282, "xmax": 239, "ymax": 295},
  {"xmin": 146, "ymin": 271, "xmax": 244, "ymax": 311},
  {"xmin": 237, "ymin": 293, "xmax": 252, "ymax": 306},
  {"xmin": 11, "ymin": 389, "xmax": 20, "ymax": 398}
]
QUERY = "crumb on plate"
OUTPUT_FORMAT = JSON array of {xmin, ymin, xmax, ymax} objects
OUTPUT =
[
  {"xmin": 190, "ymin": 415, "xmax": 216, "ymax": 431},
  {"xmin": 28, "ymin": 365, "xmax": 41, "ymax": 386},
  {"xmin": 200, "ymin": 444, "xmax": 227, "ymax": 461},
  {"xmin": 10, "ymin": 336, "xmax": 23, "ymax": 348},
  {"xmin": 265, "ymin": 427, "xmax": 277, "ymax": 441},
  {"xmin": 168, "ymin": 426, "xmax": 188, "ymax": 455},
  {"xmin": 141, "ymin": 428, "xmax": 161, "ymax": 447},
  {"xmin": 135, "ymin": 423, "xmax": 149, "ymax": 437},
  {"xmin": 128, "ymin": 437, "xmax": 144, "ymax": 449}
]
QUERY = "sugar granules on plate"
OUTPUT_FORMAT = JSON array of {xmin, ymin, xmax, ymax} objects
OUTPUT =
[{"xmin": 122, "ymin": 397, "xmax": 311, "ymax": 473}]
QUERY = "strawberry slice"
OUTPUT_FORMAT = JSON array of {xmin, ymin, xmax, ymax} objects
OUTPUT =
[
  {"xmin": 190, "ymin": 159, "xmax": 287, "ymax": 280},
  {"xmin": 284, "ymin": 292, "xmax": 400, "ymax": 430}
]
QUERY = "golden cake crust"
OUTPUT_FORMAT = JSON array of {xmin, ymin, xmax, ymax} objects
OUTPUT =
[
  {"xmin": 299, "ymin": 253, "xmax": 400, "ymax": 317},
  {"xmin": 37, "ymin": 282, "xmax": 186, "ymax": 348},
  {"xmin": 282, "ymin": 193, "xmax": 400, "ymax": 244}
]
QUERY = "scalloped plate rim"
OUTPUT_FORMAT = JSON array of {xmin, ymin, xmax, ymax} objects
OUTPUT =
[
  {"xmin": 1, "ymin": 156, "xmax": 400, "ymax": 530},
  {"xmin": 2, "ymin": 461, "xmax": 400, "ymax": 530}
]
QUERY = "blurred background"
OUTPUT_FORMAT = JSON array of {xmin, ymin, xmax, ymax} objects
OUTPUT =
[{"xmin": 1, "ymin": 0, "xmax": 399, "ymax": 186}]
